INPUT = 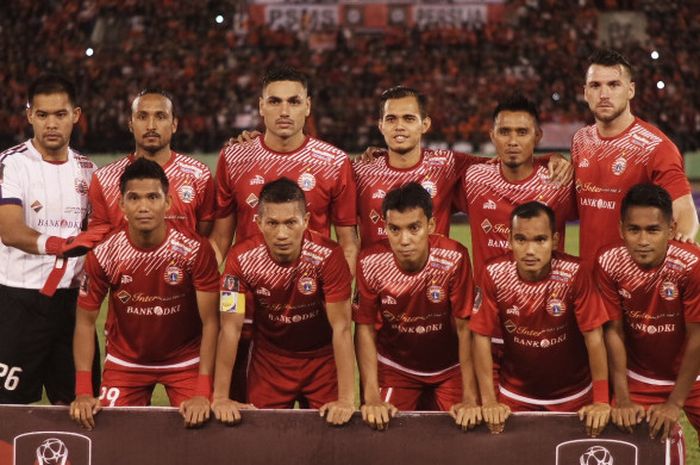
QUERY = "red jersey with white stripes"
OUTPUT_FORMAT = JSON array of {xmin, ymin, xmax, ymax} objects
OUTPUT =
[
  {"xmin": 78, "ymin": 224, "xmax": 219, "ymax": 368},
  {"xmin": 572, "ymin": 118, "xmax": 691, "ymax": 262},
  {"xmin": 353, "ymin": 150, "xmax": 486, "ymax": 246},
  {"xmin": 224, "ymin": 230, "xmax": 352, "ymax": 357},
  {"xmin": 355, "ymin": 235, "xmax": 474, "ymax": 374},
  {"xmin": 470, "ymin": 252, "xmax": 608, "ymax": 401},
  {"xmin": 460, "ymin": 160, "xmax": 575, "ymax": 273},
  {"xmin": 216, "ymin": 136, "xmax": 356, "ymax": 242},
  {"xmin": 595, "ymin": 241, "xmax": 700, "ymax": 382},
  {"xmin": 88, "ymin": 152, "xmax": 216, "ymax": 237}
]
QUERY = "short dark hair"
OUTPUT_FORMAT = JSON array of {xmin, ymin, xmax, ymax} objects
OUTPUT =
[
  {"xmin": 587, "ymin": 48, "xmax": 634, "ymax": 80},
  {"xmin": 132, "ymin": 87, "xmax": 177, "ymax": 117},
  {"xmin": 382, "ymin": 182, "xmax": 433, "ymax": 219},
  {"xmin": 258, "ymin": 177, "xmax": 307, "ymax": 214},
  {"xmin": 510, "ymin": 201, "xmax": 556, "ymax": 234},
  {"xmin": 119, "ymin": 158, "xmax": 170, "ymax": 195},
  {"xmin": 27, "ymin": 74, "xmax": 77, "ymax": 107},
  {"xmin": 261, "ymin": 66, "xmax": 309, "ymax": 93},
  {"xmin": 621, "ymin": 183, "xmax": 673, "ymax": 224},
  {"xmin": 493, "ymin": 93, "xmax": 540, "ymax": 125},
  {"xmin": 379, "ymin": 86, "xmax": 427, "ymax": 119}
]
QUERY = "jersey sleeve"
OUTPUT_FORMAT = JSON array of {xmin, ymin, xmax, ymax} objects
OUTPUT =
[
  {"xmin": 214, "ymin": 150, "xmax": 236, "ymax": 218},
  {"xmin": 648, "ymin": 140, "xmax": 691, "ymax": 201},
  {"xmin": 191, "ymin": 239, "xmax": 220, "ymax": 292},
  {"xmin": 196, "ymin": 168, "xmax": 217, "ymax": 222},
  {"xmin": 468, "ymin": 270, "xmax": 500, "ymax": 337},
  {"xmin": 0, "ymin": 157, "xmax": 24, "ymax": 205},
  {"xmin": 453, "ymin": 151, "xmax": 490, "ymax": 178},
  {"xmin": 593, "ymin": 257, "xmax": 623, "ymax": 321},
  {"xmin": 320, "ymin": 245, "xmax": 352, "ymax": 303},
  {"xmin": 330, "ymin": 156, "xmax": 357, "ymax": 227},
  {"xmin": 572, "ymin": 268, "xmax": 609, "ymax": 332},
  {"xmin": 450, "ymin": 246, "xmax": 474, "ymax": 320},
  {"xmin": 77, "ymin": 251, "xmax": 110, "ymax": 311},
  {"xmin": 682, "ymin": 261, "xmax": 700, "ymax": 324},
  {"xmin": 86, "ymin": 174, "xmax": 114, "ymax": 242},
  {"xmin": 354, "ymin": 254, "xmax": 379, "ymax": 324},
  {"xmin": 220, "ymin": 250, "xmax": 251, "ymax": 315}
]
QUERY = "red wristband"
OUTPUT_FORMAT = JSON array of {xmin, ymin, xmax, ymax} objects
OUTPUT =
[
  {"xmin": 75, "ymin": 370, "xmax": 93, "ymax": 397},
  {"xmin": 195, "ymin": 374, "xmax": 212, "ymax": 398},
  {"xmin": 592, "ymin": 379, "xmax": 609, "ymax": 404}
]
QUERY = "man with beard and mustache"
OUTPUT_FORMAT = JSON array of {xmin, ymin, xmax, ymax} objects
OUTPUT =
[
  {"xmin": 572, "ymin": 49, "xmax": 698, "ymax": 264},
  {"xmin": 87, "ymin": 88, "xmax": 216, "ymax": 240}
]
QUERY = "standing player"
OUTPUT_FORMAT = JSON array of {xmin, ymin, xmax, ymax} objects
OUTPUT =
[
  {"xmin": 460, "ymin": 94, "xmax": 576, "ymax": 274},
  {"xmin": 69, "ymin": 159, "xmax": 219, "ymax": 429},
  {"xmin": 470, "ymin": 202, "xmax": 610, "ymax": 437},
  {"xmin": 88, "ymin": 88, "xmax": 216, "ymax": 240},
  {"xmin": 210, "ymin": 67, "xmax": 358, "ymax": 402},
  {"xmin": 209, "ymin": 178, "xmax": 355, "ymax": 426},
  {"xmin": 573, "ymin": 49, "xmax": 698, "ymax": 263},
  {"xmin": 355, "ymin": 183, "xmax": 480, "ymax": 431},
  {"xmin": 595, "ymin": 184, "xmax": 700, "ymax": 454},
  {"xmin": 0, "ymin": 74, "xmax": 99, "ymax": 404}
]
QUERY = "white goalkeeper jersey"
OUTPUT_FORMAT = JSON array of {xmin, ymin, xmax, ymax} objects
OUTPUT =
[{"xmin": 0, "ymin": 140, "xmax": 96, "ymax": 289}]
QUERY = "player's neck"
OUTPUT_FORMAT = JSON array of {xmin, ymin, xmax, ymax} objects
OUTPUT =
[
  {"xmin": 128, "ymin": 224, "xmax": 167, "ymax": 249},
  {"xmin": 387, "ymin": 146, "xmax": 422, "ymax": 169},
  {"xmin": 499, "ymin": 160, "xmax": 534, "ymax": 182},
  {"xmin": 596, "ymin": 110, "xmax": 635, "ymax": 138},
  {"xmin": 517, "ymin": 262, "xmax": 551, "ymax": 282},
  {"xmin": 32, "ymin": 138, "xmax": 68, "ymax": 162},
  {"xmin": 134, "ymin": 147, "xmax": 172, "ymax": 166},
  {"xmin": 263, "ymin": 131, "xmax": 306, "ymax": 153}
]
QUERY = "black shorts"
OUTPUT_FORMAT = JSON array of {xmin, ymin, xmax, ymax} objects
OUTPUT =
[{"xmin": 0, "ymin": 284, "xmax": 100, "ymax": 404}]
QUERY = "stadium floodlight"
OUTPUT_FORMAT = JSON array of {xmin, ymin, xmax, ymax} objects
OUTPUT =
[
  {"xmin": 215, "ymin": 15, "xmax": 224, "ymax": 24},
  {"xmin": 651, "ymin": 50, "xmax": 660, "ymax": 60},
  {"xmin": 551, "ymin": 92, "xmax": 560, "ymax": 102},
  {"xmin": 656, "ymin": 80, "xmax": 665, "ymax": 90},
  {"xmin": 85, "ymin": 48, "xmax": 94, "ymax": 57}
]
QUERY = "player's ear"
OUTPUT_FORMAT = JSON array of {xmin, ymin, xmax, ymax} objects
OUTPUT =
[
  {"xmin": 534, "ymin": 124, "xmax": 543, "ymax": 145},
  {"xmin": 171, "ymin": 116, "xmax": 178, "ymax": 134},
  {"xmin": 164, "ymin": 192, "xmax": 172, "ymax": 210},
  {"xmin": 305, "ymin": 96, "xmax": 311, "ymax": 117},
  {"xmin": 71, "ymin": 106, "xmax": 82, "ymax": 124},
  {"xmin": 628, "ymin": 80, "xmax": 635, "ymax": 100},
  {"xmin": 258, "ymin": 96, "xmax": 264, "ymax": 117},
  {"xmin": 302, "ymin": 211, "xmax": 311, "ymax": 229},
  {"xmin": 25, "ymin": 107, "xmax": 33, "ymax": 125},
  {"xmin": 421, "ymin": 115, "xmax": 431, "ymax": 134},
  {"xmin": 427, "ymin": 216, "xmax": 436, "ymax": 234},
  {"xmin": 552, "ymin": 231, "xmax": 560, "ymax": 249},
  {"xmin": 128, "ymin": 117, "xmax": 133, "ymax": 133},
  {"xmin": 669, "ymin": 218, "xmax": 677, "ymax": 238},
  {"xmin": 618, "ymin": 221, "xmax": 624, "ymax": 239}
]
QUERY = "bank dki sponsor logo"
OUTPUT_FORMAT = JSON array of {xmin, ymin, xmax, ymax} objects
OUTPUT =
[
  {"xmin": 14, "ymin": 431, "xmax": 91, "ymax": 465},
  {"xmin": 555, "ymin": 438, "xmax": 637, "ymax": 465}
]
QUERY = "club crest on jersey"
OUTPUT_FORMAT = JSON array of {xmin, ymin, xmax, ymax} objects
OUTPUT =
[
  {"xmin": 426, "ymin": 284, "xmax": 445, "ymax": 303},
  {"xmin": 481, "ymin": 219, "xmax": 493, "ymax": 233},
  {"xmin": 546, "ymin": 297, "xmax": 566, "ymax": 317},
  {"xmin": 31, "ymin": 200, "xmax": 43, "ymax": 213},
  {"xmin": 116, "ymin": 290, "xmax": 131, "ymax": 303},
  {"xmin": 659, "ymin": 281, "xmax": 678, "ymax": 301},
  {"xmin": 164, "ymin": 265, "xmax": 184, "ymax": 285},
  {"xmin": 250, "ymin": 175, "xmax": 265, "ymax": 185},
  {"xmin": 369, "ymin": 209, "xmax": 381, "ymax": 224},
  {"xmin": 482, "ymin": 199, "xmax": 497, "ymax": 210},
  {"xmin": 222, "ymin": 274, "xmax": 239, "ymax": 292},
  {"xmin": 420, "ymin": 180, "xmax": 437, "ymax": 198},
  {"xmin": 246, "ymin": 193, "xmax": 259, "ymax": 208},
  {"xmin": 578, "ymin": 158, "xmax": 590, "ymax": 168},
  {"xmin": 298, "ymin": 172, "xmax": 316, "ymax": 191},
  {"xmin": 372, "ymin": 189, "xmax": 386, "ymax": 200},
  {"xmin": 298, "ymin": 276, "xmax": 317, "ymax": 295},
  {"xmin": 74, "ymin": 178, "xmax": 89, "ymax": 195},
  {"xmin": 178, "ymin": 185, "xmax": 195, "ymax": 204},
  {"xmin": 612, "ymin": 156, "xmax": 627, "ymax": 175}
]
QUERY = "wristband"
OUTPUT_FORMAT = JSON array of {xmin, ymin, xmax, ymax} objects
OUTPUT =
[
  {"xmin": 36, "ymin": 234, "xmax": 49, "ymax": 255},
  {"xmin": 592, "ymin": 379, "xmax": 609, "ymax": 404},
  {"xmin": 75, "ymin": 370, "xmax": 93, "ymax": 397},
  {"xmin": 195, "ymin": 374, "xmax": 212, "ymax": 398}
]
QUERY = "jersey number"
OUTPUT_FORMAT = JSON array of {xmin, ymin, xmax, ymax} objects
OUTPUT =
[
  {"xmin": 99, "ymin": 386, "xmax": 121, "ymax": 407},
  {"xmin": 0, "ymin": 363, "xmax": 22, "ymax": 391}
]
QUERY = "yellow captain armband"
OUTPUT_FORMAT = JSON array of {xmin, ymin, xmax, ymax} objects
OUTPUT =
[{"xmin": 220, "ymin": 291, "xmax": 245, "ymax": 314}]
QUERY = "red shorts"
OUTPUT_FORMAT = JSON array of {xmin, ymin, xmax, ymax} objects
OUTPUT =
[
  {"xmin": 99, "ymin": 358, "xmax": 199, "ymax": 407},
  {"xmin": 229, "ymin": 327, "xmax": 253, "ymax": 402},
  {"xmin": 377, "ymin": 362, "xmax": 462, "ymax": 411},
  {"xmin": 247, "ymin": 346, "xmax": 337, "ymax": 409},
  {"xmin": 498, "ymin": 384, "xmax": 592, "ymax": 412}
]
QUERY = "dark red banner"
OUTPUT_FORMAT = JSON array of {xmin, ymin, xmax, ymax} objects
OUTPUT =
[{"xmin": 0, "ymin": 406, "xmax": 667, "ymax": 465}]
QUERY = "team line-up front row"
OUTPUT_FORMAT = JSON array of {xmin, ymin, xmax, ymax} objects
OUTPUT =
[{"xmin": 70, "ymin": 160, "xmax": 700, "ymax": 449}]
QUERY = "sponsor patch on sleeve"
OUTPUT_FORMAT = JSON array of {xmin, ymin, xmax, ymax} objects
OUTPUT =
[{"xmin": 220, "ymin": 291, "xmax": 245, "ymax": 314}]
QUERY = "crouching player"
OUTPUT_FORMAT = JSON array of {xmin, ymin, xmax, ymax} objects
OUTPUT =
[
  {"xmin": 471, "ymin": 202, "xmax": 610, "ymax": 436},
  {"xmin": 210, "ymin": 178, "xmax": 355, "ymax": 426},
  {"xmin": 596, "ymin": 184, "xmax": 700, "ymax": 461},
  {"xmin": 355, "ymin": 182, "xmax": 480, "ymax": 431},
  {"xmin": 70, "ymin": 158, "xmax": 220, "ymax": 428}
]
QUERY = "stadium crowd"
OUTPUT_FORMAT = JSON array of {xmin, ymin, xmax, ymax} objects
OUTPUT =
[{"xmin": 1, "ymin": 0, "xmax": 699, "ymax": 154}]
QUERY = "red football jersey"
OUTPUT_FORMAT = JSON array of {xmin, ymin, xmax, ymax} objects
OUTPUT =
[
  {"xmin": 470, "ymin": 252, "xmax": 608, "ymax": 401},
  {"xmin": 595, "ymin": 241, "xmax": 700, "ymax": 382},
  {"xmin": 78, "ymin": 224, "xmax": 220, "ymax": 368},
  {"xmin": 223, "ymin": 230, "xmax": 352, "ymax": 357},
  {"xmin": 355, "ymin": 235, "xmax": 474, "ymax": 374},
  {"xmin": 572, "ymin": 118, "xmax": 691, "ymax": 262},
  {"xmin": 88, "ymin": 152, "xmax": 216, "ymax": 237},
  {"xmin": 353, "ymin": 150, "xmax": 487, "ymax": 246},
  {"xmin": 460, "ymin": 160, "xmax": 575, "ymax": 273},
  {"xmin": 215, "ymin": 136, "xmax": 356, "ymax": 242}
]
